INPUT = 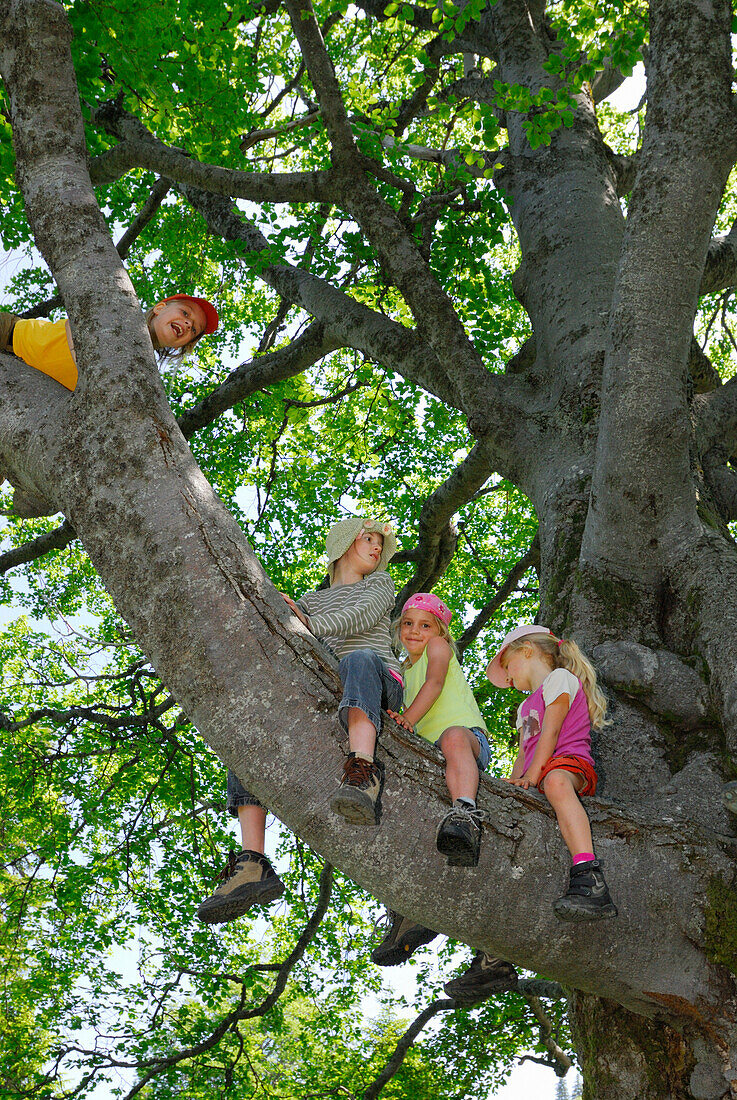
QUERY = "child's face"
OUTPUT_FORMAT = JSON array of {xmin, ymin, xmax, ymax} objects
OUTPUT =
[
  {"xmin": 151, "ymin": 300, "xmax": 207, "ymax": 348},
  {"xmin": 400, "ymin": 608, "xmax": 441, "ymax": 659},
  {"xmin": 501, "ymin": 646, "xmax": 534, "ymax": 692},
  {"xmin": 348, "ymin": 531, "xmax": 384, "ymax": 575}
]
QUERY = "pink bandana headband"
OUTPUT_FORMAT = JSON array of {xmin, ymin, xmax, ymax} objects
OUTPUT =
[{"xmin": 402, "ymin": 591, "xmax": 452, "ymax": 626}]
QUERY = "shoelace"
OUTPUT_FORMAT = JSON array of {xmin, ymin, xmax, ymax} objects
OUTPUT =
[
  {"xmin": 438, "ymin": 805, "xmax": 486, "ymax": 831},
  {"xmin": 343, "ymin": 757, "xmax": 376, "ymax": 783},
  {"xmin": 216, "ymin": 850, "xmax": 239, "ymax": 883},
  {"xmin": 374, "ymin": 907, "xmax": 398, "ymax": 935}
]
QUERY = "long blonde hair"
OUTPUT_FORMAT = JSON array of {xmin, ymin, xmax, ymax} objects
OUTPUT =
[
  {"xmin": 503, "ymin": 633, "xmax": 608, "ymax": 729},
  {"xmin": 391, "ymin": 612, "xmax": 459, "ymax": 669}
]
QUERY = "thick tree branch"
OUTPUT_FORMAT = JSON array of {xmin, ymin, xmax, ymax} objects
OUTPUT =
[
  {"xmin": 700, "ymin": 217, "xmax": 737, "ymax": 296},
  {"xmin": 284, "ymin": 0, "xmax": 499, "ymax": 419},
  {"xmin": 19, "ymin": 176, "xmax": 174, "ymax": 320},
  {"xmin": 90, "ymin": 105, "xmax": 339, "ymax": 203},
  {"xmin": 178, "ymin": 323, "xmax": 343, "ymax": 438}
]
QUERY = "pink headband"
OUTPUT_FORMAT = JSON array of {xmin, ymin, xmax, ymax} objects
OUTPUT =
[{"xmin": 402, "ymin": 592, "xmax": 452, "ymax": 626}]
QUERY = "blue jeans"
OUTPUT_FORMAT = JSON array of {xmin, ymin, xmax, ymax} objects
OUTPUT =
[
  {"xmin": 337, "ymin": 649, "xmax": 403, "ymax": 735},
  {"xmin": 227, "ymin": 649, "xmax": 403, "ymax": 815}
]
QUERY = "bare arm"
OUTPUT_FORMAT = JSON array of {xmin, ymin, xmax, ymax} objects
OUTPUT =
[{"xmin": 398, "ymin": 636, "xmax": 451, "ymax": 730}]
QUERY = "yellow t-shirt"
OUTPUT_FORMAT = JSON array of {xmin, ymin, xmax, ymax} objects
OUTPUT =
[
  {"xmin": 404, "ymin": 648, "xmax": 488, "ymax": 744},
  {"xmin": 12, "ymin": 317, "xmax": 78, "ymax": 391}
]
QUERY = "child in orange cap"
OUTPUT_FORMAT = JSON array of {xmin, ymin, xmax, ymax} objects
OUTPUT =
[
  {"xmin": 488, "ymin": 625, "xmax": 617, "ymax": 921},
  {"xmin": 0, "ymin": 293, "xmax": 218, "ymax": 392}
]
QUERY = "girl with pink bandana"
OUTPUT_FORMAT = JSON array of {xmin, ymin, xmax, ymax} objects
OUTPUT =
[{"xmin": 390, "ymin": 592, "xmax": 491, "ymax": 867}]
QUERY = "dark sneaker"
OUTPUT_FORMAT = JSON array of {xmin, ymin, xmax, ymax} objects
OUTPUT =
[
  {"xmin": 370, "ymin": 910, "xmax": 439, "ymax": 966},
  {"xmin": 553, "ymin": 859, "xmax": 618, "ymax": 921},
  {"xmin": 443, "ymin": 952, "xmax": 518, "ymax": 1005},
  {"xmin": 435, "ymin": 803, "xmax": 483, "ymax": 867},
  {"xmin": 196, "ymin": 849, "xmax": 285, "ymax": 924},
  {"xmin": 722, "ymin": 781, "xmax": 737, "ymax": 814},
  {"xmin": 330, "ymin": 753, "xmax": 383, "ymax": 825}
]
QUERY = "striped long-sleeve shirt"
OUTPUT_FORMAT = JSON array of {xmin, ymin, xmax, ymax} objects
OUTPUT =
[{"xmin": 297, "ymin": 571, "xmax": 402, "ymax": 676}]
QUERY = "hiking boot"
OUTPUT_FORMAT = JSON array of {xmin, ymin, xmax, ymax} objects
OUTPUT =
[
  {"xmin": 370, "ymin": 910, "xmax": 439, "ymax": 966},
  {"xmin": 722, "ymin": 781, "xmax": 737, "ymax": 814},
  {"xmin": 330, "ymin": 753, "xmax": 383, "ymax": 825},
  {"xmin": 196, "ymin": 849, "xmax": 285, "ymax": 924},
  {"xmin": 443, "ymin": 951, "xmax": 518, "ymax": 1005},
  {"xmin": 553, "ymin": 859, "xmax": 618, "ymax": 921},
  {"xmin": 435, "ymin": 802, "xmax": 483, "ymax": 867}
]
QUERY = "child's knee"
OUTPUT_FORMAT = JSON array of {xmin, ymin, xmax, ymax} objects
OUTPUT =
[
  {"xmin": 542, "ymin": 769, "xmax": 574, "ymax": 801},
  {"xmin": 439, "ymin": 725, "xmax": 471, "ymax": 758}
]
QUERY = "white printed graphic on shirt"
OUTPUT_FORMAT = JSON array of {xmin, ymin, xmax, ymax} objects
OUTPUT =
[{"xmin": 520, "ymin": 708, "xmax": 541, "ymax": 746}]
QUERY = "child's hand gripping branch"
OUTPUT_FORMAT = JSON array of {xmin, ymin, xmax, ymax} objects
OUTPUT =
[
  {"xmin": 0, "ymin": 293, "xmax": 219, "ymax": 392},
  {"xmin": 487, "ymin": 625, "xmax": 618, "ymax": 922}
]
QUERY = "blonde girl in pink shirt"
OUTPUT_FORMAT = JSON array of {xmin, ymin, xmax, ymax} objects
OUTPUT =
[{"xmin": 487, "ymin": 625, "xmax": 618, "ymax": 921}]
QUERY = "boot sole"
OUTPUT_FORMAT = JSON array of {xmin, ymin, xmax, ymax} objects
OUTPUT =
[
  {"xmin": 553, "ymin": 898, "xmax": 618, "ymax": 921},
  {"xmin": 371, "ymin": 927, "xmax": 438, "ymax": 966},
  {"xmin": 330, "ymin": 791, "xmax": 379, "ymax": 825},
  {"xmin": 437, "ymin": 831, "xmax": 479, "ymax": 867},
  {"xmin": 197, "ymin": 881, "xmax": 286, "ymax": 924}
]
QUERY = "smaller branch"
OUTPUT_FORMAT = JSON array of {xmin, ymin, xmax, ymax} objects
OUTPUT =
[
  {"xmin": 89, "ymin": 102, "xmax": 339, "ymax": 203},
  {"xmin": 284, "ymin": 0, "xmax": 356, "ymax": 161},
  {"xmin": 0, "ymin": 518, "xmax": 75, "ymax": 575},
  {"xmin": 524, "ymin": 994, "xmax": 573, "ymax": 1077},
  {"xmin": 456, "ymin": 534, "xmax": 540, "ymax": 657},
  {"xmin": 115, "ymin": 176, "xmax": 172, "ymax": 259},
  {"xmin": 122, "ymin": 863, "xmax": 334, "ymax": 1100},
  {"xmin": 395, "ymin": 444, "xmax": 495, "ymax": 611},
  {"xmin": 362, "ymin": 999, "xmax": 455, "ymax": 1100},
  {"xmin": 178, "ymin": 323, "xmax": 343, "ymax": 438},
  {"xmin": 241, "ymin": 109, "xmax": 319, "ymax": 151}
]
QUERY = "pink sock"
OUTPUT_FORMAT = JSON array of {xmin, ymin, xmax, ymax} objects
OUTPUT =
[{"xmin": 573, "ymin": 852, "xmax": 595, "ymax": 865}]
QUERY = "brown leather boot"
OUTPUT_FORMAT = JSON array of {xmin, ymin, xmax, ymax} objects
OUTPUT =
[
  {"xmin": 329, "ymin": 752, "xmax": 383, "ymax": 825},
  {"xmin": 196, "ymin": 849, "xmax": 285, "ymax": 924}
]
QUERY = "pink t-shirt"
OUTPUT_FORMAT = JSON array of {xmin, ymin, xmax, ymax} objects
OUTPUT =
[{"xmin": 516, "ymin": 668, "xmax": 593, "ymax": 772}]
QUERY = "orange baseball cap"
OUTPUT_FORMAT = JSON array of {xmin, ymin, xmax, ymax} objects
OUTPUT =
[{"xmin": 163, "ymin": 294, "xmax": 219, "ymax": 335}]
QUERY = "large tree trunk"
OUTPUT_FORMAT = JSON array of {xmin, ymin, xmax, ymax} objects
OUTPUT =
[{"xmin": 3, "ymin": 1, "xmax": 737, "ymax": 1096}]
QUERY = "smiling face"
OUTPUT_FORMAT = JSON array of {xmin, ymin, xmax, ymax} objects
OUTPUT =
[
  {"xmin": 399, "ymin": 607, "xmax": 442, "ymax": 661},
  {"xmin": 150, "ymin": 299, "xmax": 207, "ymax": 349}
]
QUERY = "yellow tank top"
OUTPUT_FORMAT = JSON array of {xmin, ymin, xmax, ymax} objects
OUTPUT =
[
  {"xmin": 404, "ymin": 648, "xmax": 487, "ymax": 744},
  {"xmin": 13, "ymin": 317, "xmax": 78, "ymax": 391}
]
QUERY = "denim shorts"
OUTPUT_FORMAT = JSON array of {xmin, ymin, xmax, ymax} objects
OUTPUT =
[
  {"xmin": 227, "ymin": 769, "xmax": 262, "ymax": 816},
  {"xmin": 471, "ymin": 726, "xmax": 492, "ymax": 772}
]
